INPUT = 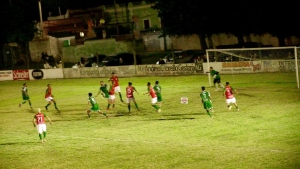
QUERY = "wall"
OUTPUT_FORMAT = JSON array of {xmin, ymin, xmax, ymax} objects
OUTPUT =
[
  {"xmin": 61, "ymin": 38, "xmax": 130, "ymax": 62},
  {"xmin": 1, "ymin": 60, "xmax": 299, "ymax": 82},
  {"xmin": 29, "ymin": 38, "xmax": 50, "ymax": 62}
]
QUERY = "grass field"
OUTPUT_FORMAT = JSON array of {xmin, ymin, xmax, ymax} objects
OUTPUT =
[{"xmin": 0, "ymin": 73, "xmax": 300, "ymax": 169}]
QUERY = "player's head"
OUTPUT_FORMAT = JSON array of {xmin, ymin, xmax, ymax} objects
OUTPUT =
[
  {"xmin": 88, "ymin": 93, "xmax": 92, "ymax": 97},
  {"xmin": 147, "ymin": 82, "xmax": 151, "ymax": 86},
  {"xmin": 37, "ymin": 108, "xmax": 41, "ymax": 112},
  {"xmin": 100, "ymin": 81, "xmax": 104, "ymax": 85},
  {"xmin": 155, "ymin": 81, "xmax": 159, "ymax": 85},
  {"xmin": 128, "ymin": 82, "xmax": 132, "ymax": 86},
  {"xmin": 111, "ymin": 72, "xmax": 115, "ymax": 75},
  {"xmin": 47, "ymin": 84, "xmax": 50, "ymax": 87},
  {"xmin": 226, "ymin": 82, "xmax": 229, "ymax": 85},
  {"xmin": 23, "ymin": 83, "xmax": 26, "ymax": 86},
  {"xmin": 201, "ymin": 86, "xmax": 205, "ymax": 91},
  {"xmin": 210, "ymin": 67, "xmax": 213, "ymax": 70}
]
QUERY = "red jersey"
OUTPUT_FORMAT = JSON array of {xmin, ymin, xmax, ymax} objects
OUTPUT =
[
  {"xmin": 109, "ymin": 76, "xmax": 119, "ymax": 87},
  {"xmin": 148, "ymin": 86, "xmax": 157, "ymax": 98},
  {"xmin": 126, "ymin": 86, "xmax": 135, "ymax": 98},
  {"xmin": 224, "ymin": 86, "xmax": 234, "ymax": 99},
  {"xmin": 109, "ymin": 86, "xmax": 115, "ymax": 95},
  {"xmin": 34, "ymin": 113, "xmax": 45, "ymax": 125},
  {"xmin": 45, "ymin": 87, "xmax": 52, "ymax": 98}
]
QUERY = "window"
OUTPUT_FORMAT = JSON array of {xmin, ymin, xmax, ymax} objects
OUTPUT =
[{"xmin": 143, "ymin": 20, "xmax": 150, "ymax": 29}]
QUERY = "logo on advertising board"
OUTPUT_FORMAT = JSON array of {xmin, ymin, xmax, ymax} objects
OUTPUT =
[
  {"xmin": 13, "ymin": 70, "xmax": 29, "ymax": 80},
  {"xmin": 32, "ymin": 69, "xmax": 44, "ymax": 79}
]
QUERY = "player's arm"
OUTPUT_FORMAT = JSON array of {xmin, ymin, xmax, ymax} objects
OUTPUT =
[
  {"xmin": 46, "ymin": 116, "xmax": 52, "ymax": 124},
  {"xmin": 33, "ymin": 117, "xmax": 36, "ymax": 127},
  {"xmin": 134, "ymin": 87, "xmax": 139, "ymax": 95},
  {"xmin": 234, "ymin": 89, "xmax": 238, "ymax": 95},
  {"xmin": 95, "ymin": 90, "xmax": 101, "ymax": 97}
]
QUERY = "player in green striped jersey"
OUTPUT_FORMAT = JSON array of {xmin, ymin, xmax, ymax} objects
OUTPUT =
[
  {"xmin": 200, "ymin": 86, "xmax": 214, "ymax": 118},
  {"xmin": 210, "ymin": 67, "xmax": 224, "ymax": 91},
  {"xmin": 87, "ymin": 93, "xmax": 107, "ymax": 118},
  {"xmin": 19, "ymin": 83, "xmax": 32, "ymax": 108},
  {"xmin": 96, "ymin": 81, "xmax": 111, "ymax": 110},
  {"xmin": 153, "ymin": 81, "xmax": 162, "ymax": 107}
]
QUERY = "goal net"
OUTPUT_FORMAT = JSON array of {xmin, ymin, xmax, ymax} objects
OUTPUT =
[{"xmin": 205, "ymin": 46, "xmax": 300, "ymax": 88}]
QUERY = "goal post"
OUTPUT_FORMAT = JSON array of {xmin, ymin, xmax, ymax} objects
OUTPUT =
[{"xmin": 205, "ymin": 46, "xmax": 300, "ymax": 89}]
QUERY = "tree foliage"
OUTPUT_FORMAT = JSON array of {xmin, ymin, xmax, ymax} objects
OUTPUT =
[
  {"xmin": 0, "ymin": 0, "xmax": 38, "ymax": 44},
  {"xmin": 150, "ymin": 0, "xmax": 300, "ymax": 48}
]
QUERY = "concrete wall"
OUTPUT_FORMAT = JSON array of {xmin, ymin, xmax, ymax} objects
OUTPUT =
[{"xmin": 61, "ymin": 38, "xmax": 130, "ymax": 62}]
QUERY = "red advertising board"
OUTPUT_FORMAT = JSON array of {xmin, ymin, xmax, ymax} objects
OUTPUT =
[{"xmin": 13, "ymin": 70, "xmax": 30, "ymax": 80}]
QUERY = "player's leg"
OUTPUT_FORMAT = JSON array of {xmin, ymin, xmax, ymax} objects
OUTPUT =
[
  {"xmin": 127, "ymin": 98, "xmax": 131, "ymax": 112},
  {"xmin": 134, "ymin": 103, "xmax": 140, "ymax": 111},
  {"xmin": 51, "ymin": 99, "xmax": 58, "ymax": 109},
  {"xmin": 28, "ymin": 99, "xmax": 32, "ymax": 107},
  {"xmin": 214, "ymin": 79, "xmax": 220, "ymax": 91},
  {"xmin": 133, "ymin": 99, "xmax": 139, "ymax": 111},
  {"xmin": 87, "ymin": 109, "xmax": 92, "ymax": 118},
  {"xmin": 204, "ymin": 101, "xmax": 212, "ymax": 117},
  {"xmin": 106, "ymin": 98, "xmax": 111, "ymax": 110},
  {"xmin": 118, "ymin": 92, "xmax": 123, "ymax": 102},
  {"xmin": 37, "ymin": 125, "xmax": 43, "ymax": 143},
  {"xmin": 45, "ymin": 102, "xmax": 51, "ymax": 110},
  {"xmin": 219, "ymin": 82, "xmax": 224, "ymax": 88},
  {"xmin": 232, "ymin": 98, "xmax": 239, "ymax": 111},
  {"xmin": 97, "ymin": 110, "xmax": 108, "ymax": 118},
  {"xmin": 112, "ymin": 99, "xmax": 115, "ymax": 108},
  {"xmin": 42, "ymin": 124, "xmax": 47, "ymax": 142},
  {"xmin": 151, "ymin": 98, "xmax": 159, "ymax": 111},
  {"xmin": 115, "ymin": 87, "xmax": 123, "ymax": 102},
  {"xmin": 226, "ymin": 99, "xmax": 232, "ymax": 111},
  {"xmin": 157, "ymin": 96, "xmax": 162, "ymax": 108},
  {"xmin": 45, "ymin": 98, "xmax": 51, "ymax": 110}
]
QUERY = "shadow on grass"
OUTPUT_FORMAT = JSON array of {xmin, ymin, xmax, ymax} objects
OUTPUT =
[
  {"xmin": 0, "ymin": 141, "xmax": 38, "ymax": 145},
  {"xmin": 162, "ymin": 113, "xmax": 204, "ymax": 116}
]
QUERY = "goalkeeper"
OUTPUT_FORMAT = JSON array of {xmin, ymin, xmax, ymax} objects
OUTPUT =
[
  {"xmin": 95, "ymin": 81, "xmax": 111, "ymax": 110},
  {"xmin": 210, "ymin": 67, "xmax": 224, "ymax": 91}
]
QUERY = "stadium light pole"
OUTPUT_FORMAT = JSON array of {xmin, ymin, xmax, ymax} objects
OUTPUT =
[{"xmin": 38, "ymin": 0, "xmax": 44, "ymax": 38}]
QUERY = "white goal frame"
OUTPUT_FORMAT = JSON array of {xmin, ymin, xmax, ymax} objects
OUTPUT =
[{"xmin": 205, "ymin": 46, "xmax": 299, "ymax": 89}]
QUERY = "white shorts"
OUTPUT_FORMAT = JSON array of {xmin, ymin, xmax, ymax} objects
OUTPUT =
[
  {"xmin": 109, "ymin": 95, "xmax": 116, "ymax": 100},
  {"xmin": 45, "ymin": 97, "xmax": 53, "ymax": 102},
  {"xmin": 226, "ymin": 97, "xmax": 236, "ymax": 104},
  {"xmin": 151, "ymin": 97, "xmax": 158, "ymax": 104},
  {"xmin": 126, "ymin": 97, "xmax": 135, "ymax": 103},
  {"xmin": 114, "ymin": 86, "xmax": 121, "ymax": 93},
  {"xmin": 36, "ymin": 124, "xmax": 46, "ymax": 134}
]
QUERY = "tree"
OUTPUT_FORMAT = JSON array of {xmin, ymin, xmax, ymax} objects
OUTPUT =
[
  {"xmin": 151, "ymin": 0, "xmax": 300, "ymax": 49},
  {"xmin": 151, "ymin": 0, "xmax": 212, "ymax": 50},
  {"xmin": 0, "ymin": 0, "xmax": 38, "ymax": 66}
]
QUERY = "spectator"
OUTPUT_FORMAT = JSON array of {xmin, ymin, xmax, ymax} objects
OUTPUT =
[
  {"xmin": 158, "ymin": 58, "xmax": 166, "ymax": 64},
  {"xmin": 56, "ymin": 61, "xmax": 62, "ymax": 68},
  {"xmin": 90, "ymin": 12, "xmax": 96, "ymax": 27},
  {"xmin": 119, "ymin": 58, "xmax": 124, "ymax": 65},
  {"xmin": 194, "ymin": 56, "xmax": 201, "ymax": 63},
  {"xmin": 44, "ymin": 62, "xmax": 52, "ymax": 69}
]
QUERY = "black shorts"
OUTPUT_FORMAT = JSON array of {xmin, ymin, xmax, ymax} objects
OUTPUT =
[{"xmin": 214, "ymin": 79, "xmax": 220, "ymax": 84}]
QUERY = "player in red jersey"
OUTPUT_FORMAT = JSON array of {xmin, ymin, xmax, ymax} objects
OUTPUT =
[
  {"xmin": 45, "ymin": 84, "xmax": 58, "ymax": 111},
  {"xmin": 108, "ymin": 72, "xmax": 124, "ymax": 102},
  {"xmin": 33, "ymin": 108, "xmax": 52, "ymax": 143},
  {"xmin": 144, "ymin": 82, "xmax": 161, "ymax": 112},
  {"xmin": 223, "ymin": 82, "xmax": 239, "ymax": 111},
  {"xmin": 126, "ymin": 82, "xmax": 140, "ymax": 113},
  {"xmin": 108, "ymin": 82, "xmax": 116, "ymax": 110}
]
